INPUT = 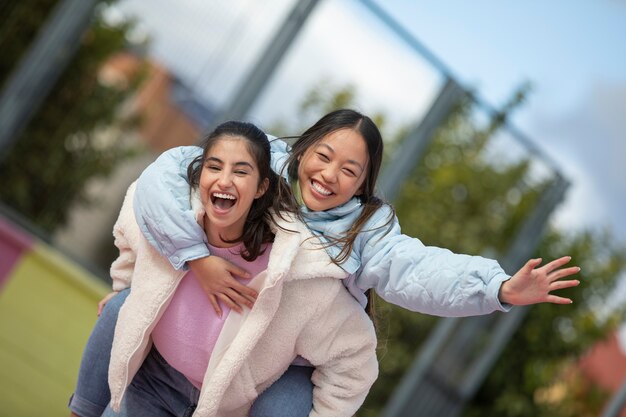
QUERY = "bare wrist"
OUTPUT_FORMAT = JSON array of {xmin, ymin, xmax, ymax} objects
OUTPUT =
[{"xmin": 498, "ymin": 279, "xmax": 514, "ymax": 304}]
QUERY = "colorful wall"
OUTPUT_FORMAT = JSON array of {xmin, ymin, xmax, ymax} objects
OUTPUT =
[{"xmin": 0, "ymin": 214, "xmax": 108, "ymax": 416}]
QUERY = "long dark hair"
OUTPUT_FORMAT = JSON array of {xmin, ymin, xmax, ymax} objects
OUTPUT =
[
  {"xmin": 281, "ymin": 109, "xmax": 395, "ymax": 264},
  {"xmin": 280, "ymin": 109, "xmax": 395, "ymax": 320},
  {"xmin": 188, "ymin": 121, "xmax": 298, "ymax": 261}
]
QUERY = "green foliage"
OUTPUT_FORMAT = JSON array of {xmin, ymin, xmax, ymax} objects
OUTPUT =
[
  {"xmin": 0, "ymin": 1, "xmax": 58, "ymax": 86},
  {"xmin": 265, "ymin": 78, "xmax": 388, "ymax": 140},
  {"xmin": 0, "ymin": 0, "xmax": 143, "ymax": 232},
  {"xmin": 393, "ymin": 98, "xmax": 543, "ymax": 256},
  {"xmin": 286, "ymin": 80, "xmax": 626, "ymax": 416},
  {"xmin": 466, "ymin": 229, "xmax": 626, "ymax": 417}
]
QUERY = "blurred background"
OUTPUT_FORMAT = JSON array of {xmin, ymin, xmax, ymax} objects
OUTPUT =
[{"xmin": 1, "ymin": 1, "xmax": 625, "ymax": 416}]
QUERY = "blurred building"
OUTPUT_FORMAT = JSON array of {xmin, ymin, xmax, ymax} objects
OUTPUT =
[
  {"xmin": 579, "ymin": 325, "xmax": 626, "ymax": 416},
  {"xmin": 53, "ymin": 51, "xmax": 214, "ymax": 272},
  {"xmin": 100, "ymin": 52, "xmax": 216, "ymax": 153}
]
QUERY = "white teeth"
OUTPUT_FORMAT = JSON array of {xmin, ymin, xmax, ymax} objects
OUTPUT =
[
  {"xmin": 312, "ymin": 181, "xmax": 332, "ymax": 196},
  {"xmin": 212, "ymin": 192, "xmax": 236, "ymax": 200}
]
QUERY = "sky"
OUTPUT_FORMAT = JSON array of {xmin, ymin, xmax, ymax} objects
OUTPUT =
[
  {"xmin": 377, "ymin": 0, "xmax": 626, "ymax": 245},
  {"xmin": 113, "ymin": 0, "xmax": 626, "ymax": 248}
]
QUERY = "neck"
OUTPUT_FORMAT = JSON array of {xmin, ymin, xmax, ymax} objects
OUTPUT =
[{"xmin": 203, "ymin": 215, "xmax": 243, "ymax": 248}]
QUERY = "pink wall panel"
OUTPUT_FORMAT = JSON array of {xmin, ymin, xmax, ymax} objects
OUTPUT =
[{"xmin": 0, "ymin": 216, "xmax": 34, "ymax": 289}]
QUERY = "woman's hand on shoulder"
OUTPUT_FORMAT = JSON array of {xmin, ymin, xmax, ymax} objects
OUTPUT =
[
  {"xmin": 499, "ymin": 256, "xmax": 581, "ymax": 306},
  {"xmin": 188, "ymin": 256, "xmax": 256, "ymax": 317}
]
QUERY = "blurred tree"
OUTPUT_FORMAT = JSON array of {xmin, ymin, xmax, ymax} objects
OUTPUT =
[
  {"xmin": 465, "ymin": 229, "xmax": 626, "ymax": 417},
  {"xmin": 370, "ymin": 92, "xmax": 625, "ymax": 417},
  {"xmin": 0, "ymin": 0, "xmax": 143, "ymax": 232},
  {"xmin": 276, "ymin": 80, "xmax": 626, "ymax": 417},
  {"xmin": 0, "ymin": 2, "xmax": 57, "ymax": 87},
  {"xmin": 266, "ymin": 78, "xmax": 388, "ymax": 143}
]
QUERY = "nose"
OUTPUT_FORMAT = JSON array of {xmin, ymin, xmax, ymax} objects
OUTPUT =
[
  {"xmin": 217, "ymin": 171, "xmax": 233, "ymax": 187},
  {"xmin": 320, "ymin": 164, "xmax": 339, "ymax": 184}
]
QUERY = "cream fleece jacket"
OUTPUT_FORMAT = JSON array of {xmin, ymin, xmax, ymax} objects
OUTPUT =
[{"xmin": 108, "ymin": 182, "xmax": 378, "ymax": 417}]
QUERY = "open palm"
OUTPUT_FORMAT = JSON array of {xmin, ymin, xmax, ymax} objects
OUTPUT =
[{"xmin": 499, "ymin": 256, "xmax": 581, "ymax": 306}]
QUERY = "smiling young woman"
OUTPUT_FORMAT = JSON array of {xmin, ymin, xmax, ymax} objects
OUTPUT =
[
  {"xmin": 296, "ymin": 128, "xmax": 369, "ymax": 212},
  {"xmin": 198, "ymin": 137, "xmax": 269, "ymax": 246}
]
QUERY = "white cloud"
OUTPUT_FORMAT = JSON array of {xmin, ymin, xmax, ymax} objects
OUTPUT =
[{"xmin": 529, "ymin": 80, "xmax": 626, "ymax": 242}]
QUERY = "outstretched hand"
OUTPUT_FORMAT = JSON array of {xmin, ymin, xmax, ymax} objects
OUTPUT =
[
  {"xmin": 188, "ymin": 256, "xmax": 257, "ymax": 317},
  {"xmin": 499, "ymin": 256, "xmax": 581, "ymax": 306}
]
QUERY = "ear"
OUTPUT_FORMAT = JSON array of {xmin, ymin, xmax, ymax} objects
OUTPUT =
[{"xmin": 255, "ymin": 178, "xmax": 270, "ymax": 199}]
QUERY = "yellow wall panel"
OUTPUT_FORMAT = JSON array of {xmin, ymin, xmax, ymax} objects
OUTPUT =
[{"xmin": 0, "ymin": 242, "xmax": 109, "ymax": 417}]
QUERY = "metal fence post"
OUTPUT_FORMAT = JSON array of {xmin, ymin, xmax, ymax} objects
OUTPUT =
[
  {"xmin": 602, "ymin": 378, "xmax": 626, "ymax": 417},
  {"xmin": 378, "ymin": 77, "xmax": 466, "ymax": 202},
  {"xmin": 216, "ymin": 0, "xmax": 322, "ymax": 124}
]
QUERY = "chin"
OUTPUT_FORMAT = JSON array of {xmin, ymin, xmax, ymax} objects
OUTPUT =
[{"xmin": 307, "ymin": 201, "xmax": 330, "ymax": 212}]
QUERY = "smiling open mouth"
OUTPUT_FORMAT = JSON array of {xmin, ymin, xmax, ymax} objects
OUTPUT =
[
  {"xmin": 211, "ymin": 192, "xmax": 236, "ymax": 210},
  {"xmin": 311, "ymin": 180, "xmax": 332, "ymax": 196}
]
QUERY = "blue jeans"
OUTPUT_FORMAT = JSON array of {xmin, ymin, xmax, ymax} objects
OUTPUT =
[
  {"xmin": 250, "ymin": 365, "xmax": 314, "ymax": 417},
  {"xmin": 101, "ymin": 347, "xmax": 200, "ymax": 417},
  {"xmin": 100, "ymin": 347, "xmax": 313, "ymax": 417},
  {"xmin": 69, "ymin": 289, "xmax": 130, "ymax": 417},
  {"xmin": 68, "ymin": 288, "xmax": 314, "ymax": 417}
]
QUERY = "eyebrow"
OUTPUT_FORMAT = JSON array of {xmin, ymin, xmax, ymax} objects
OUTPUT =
[
  {"xmin": 206, "ymin": 156, "xmax": 255, "ymax": 170},
  {"xmin": 317, "ymin": 143, "xmax": 365, "ymax": 172}
]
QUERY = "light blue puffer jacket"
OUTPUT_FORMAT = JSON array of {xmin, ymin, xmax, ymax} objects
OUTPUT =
[{"xmin": 133, "ymin": 139, "xmax": 511, "ymax": 317}]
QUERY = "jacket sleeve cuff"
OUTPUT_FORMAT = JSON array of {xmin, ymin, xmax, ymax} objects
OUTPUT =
[
  {"xmin": 489, "ymin": 271, "xmax": 513, "ymax": 312},
  {"xmin": 166, "ymin": 243, "xmax": 211, "ymax": 270}
]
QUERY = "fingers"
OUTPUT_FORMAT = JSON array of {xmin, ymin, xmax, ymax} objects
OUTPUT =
[
  {"xmin": 197, "ymin": 276, "xmax": 256, "ymax": 314},
  {"xmin": 229, "ymin": 279, "xmax": 258, "ymax": 301},
  {"xmin": 216, "ymin": 293, "xmax": 239, "ymax": 314},
  {"xmin": 209, "ymin": 294, "xmax": 222, "ymax": 318},
  {"xmin": 224, "ymin": 263, "xmax": 257, "ymax": 301},
  {"xmin": 545, "ymin": 294, "xmax": 573, "ymax": 305},
  {"xmin": 210, "ymin": 294, "xmax": 252, "ymax": 314},
  {"xmin": 226, "ymin": 286, "xmax": 255, "ymax": 310},
  {"xmin": 226, "ymin": 263, "xmax": 252, "ymax": 279},
  {"xmin": 526, "ymin": 257, "xmax": 543, "ymax": 269},
  {"xmin": 216, "ymin": 288, "xmax": 252, "ymax": 314},
  {"xmin": 548, "ymin": 266, "xmax": 581, "ymax": 281},
  {"xmin": 218, "ymin": 274, "xmax": 256, "ymax": 307},
  {"xmin": 549, "ymin": 279, "xmax": 580, "ymax": 291},
  {"xmin": 97, "ymin": 292, "xmax": 118, "ymax": 316},
  {"xmin": 540, "ymin": 256, "xmax": 572, "ymax": 274}
]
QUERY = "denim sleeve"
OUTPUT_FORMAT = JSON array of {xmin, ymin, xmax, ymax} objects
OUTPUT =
[
  {"xmin": 133, "ymin": 146, "xmax": 209, "ymax": 270},
  {"xmin": 268, "ymin": 135, "xmax": 291, "ymax": 180},
  {"xmin": 355, "ymin": 206, "xmax": 512, "ymax": 316}
]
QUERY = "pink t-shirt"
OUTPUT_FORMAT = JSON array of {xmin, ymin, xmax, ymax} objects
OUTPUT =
[{"xmin": 152, "ymin": 242, "xmax": 271, "ymax": 388}]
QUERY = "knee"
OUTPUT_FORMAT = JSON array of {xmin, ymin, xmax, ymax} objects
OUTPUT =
[
  {"xmin": 249, "ymin": 367, "xmax": 313, "ymax": 417},
  {"xmin": 250, "ymin": 396, "xmax": 311, "ymax": 417}
]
